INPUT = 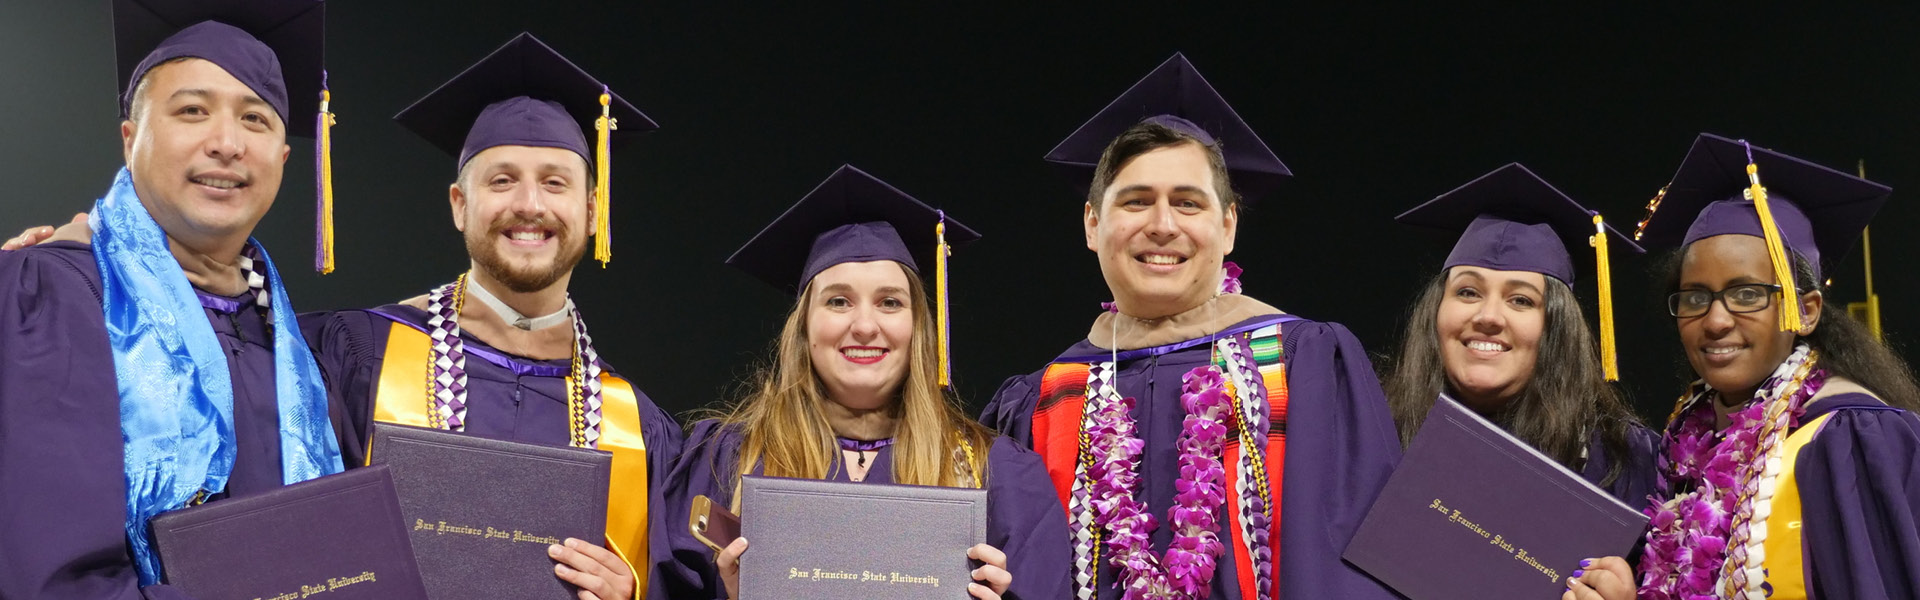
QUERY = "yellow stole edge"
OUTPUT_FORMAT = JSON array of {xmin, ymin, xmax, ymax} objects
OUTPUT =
[
  {"xmin": 1761, "ymin": 412, "xmax": 1834, "ymax": 600},
  {"xmin": 372, "ymin": 321, "xmax": 652, "ymax": 596}
]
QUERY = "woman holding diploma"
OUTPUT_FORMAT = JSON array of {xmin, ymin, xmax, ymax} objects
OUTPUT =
[
  {"xmin": 1383, "ymin": 163, "xmax": 1660, "ymax": 508},
  {"xmin": 658, "ymin": 166, "xmax": 1072, "ymax": 600},
  {"xmin": 1571, "ymin": 134, "xmax": 1920, "ymax": 600}
]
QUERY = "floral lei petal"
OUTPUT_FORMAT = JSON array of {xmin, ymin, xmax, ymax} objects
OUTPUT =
[{"xmin": 1084, "ymin": 364, "xmax": 1235, "ymax": 599}]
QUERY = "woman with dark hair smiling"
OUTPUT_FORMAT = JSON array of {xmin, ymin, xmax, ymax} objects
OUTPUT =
[
  {"xmin": 1571, "ymin": 134, "xmax": 1920, "ymax": 600},
  {"xmin": 1383, "ymin": 163, "xmax": 1659, "ymax": 512}
]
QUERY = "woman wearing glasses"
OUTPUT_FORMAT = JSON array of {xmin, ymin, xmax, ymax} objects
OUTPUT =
[
  {"xmin": 1384, "ymin": 164, "xmax": 1659, "ymax": 511},
  {"xmin": 1570, "ymin": 134, "xmax": 1920, "ymax": 600}
]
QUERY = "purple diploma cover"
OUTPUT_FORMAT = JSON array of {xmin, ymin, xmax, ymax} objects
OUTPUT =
[
  {"xmin": 1343, "ymin": 395, "xmax": 1650, "ymax": 599},
  {"xmin": 149, "ymin": 464, "xmax": 430, "ymax": 600},
  {"xmin": 368, "ymin": 423, "xmax": 611, "ymax": 600},
  {"xmin": 739, "ymin": 475, "xmax": 986, "ymax": 599}
]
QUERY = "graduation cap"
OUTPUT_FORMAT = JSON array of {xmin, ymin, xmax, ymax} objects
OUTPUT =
[
  {"xmin": 727, "ymin": 165, "xmax": 981, "ymax": 386},
  {"xmin": 1634, "ymin": 133, "xmax": 1890, "ymax": 332},
  {"xmin": 394, "ymin": 32, "xmax": 658, "ymax": 267},
  {"xmin": 1398, "ymin": 163, "xmax": 1644, "ymax": 380},
  {"xmin": 1045, "ymin": 53, "xmax": 1291, "ymax": 203},
  {"xmin": 113, "ymin": 0, "xmax": 336, "ymax": 272}
]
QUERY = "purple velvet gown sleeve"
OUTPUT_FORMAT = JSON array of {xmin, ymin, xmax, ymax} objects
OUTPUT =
[
  {"xmin": 637, "ymin": 392, "xmax": 685, "ymax": 600},
  {"xmin": 1277, "ymin": 320, "xmax": 1404, "ymax": 600},
  {"xmin": 0, "ymin": 244, "xmax": 198, "ymax": 600},
  {"xmin": 297, "ymin": 309, "xmax": 383, "ymax": 467},
  {"xmin": 983, "ymin": 436, "xmax": 1073, "ymax": 600},
  {"xmin": 1793, "ymin": 398, "xmax": 1920, "ymax": 600},
  {"xmin": 657, "ymin": 419, "xmax": 740, "ymax": 600},
  {"xmin": 980, "ymin": 371, "xmax": 1044, "ymax": 443}
]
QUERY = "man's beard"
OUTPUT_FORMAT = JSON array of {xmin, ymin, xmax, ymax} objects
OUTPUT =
[{"xmin": 466, "ymin": 215, "xmax": 585, "ymax": 294}]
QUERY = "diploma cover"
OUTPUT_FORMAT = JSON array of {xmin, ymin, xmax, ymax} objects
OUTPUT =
[
  {"xmin": 368, "ymin": 423, "xmax": 611, "ymax": 600},
  {"xmin": 1343, "ymin": 395, "xmax": 1650, "ymax": 599},
  {"xmin": 739, "ymin": 475, "xmax": 986, "ymax": 599},
  {"xmin": 149, "ymin": 464, "xmax": 430, "ymax": 600}
]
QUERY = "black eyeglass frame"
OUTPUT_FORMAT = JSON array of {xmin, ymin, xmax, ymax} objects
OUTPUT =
[{"xmin": 1667, "ymin": 283, "xmax": 1785, "ymax": 318}]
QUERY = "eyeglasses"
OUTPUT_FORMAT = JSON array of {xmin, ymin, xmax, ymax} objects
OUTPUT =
[{"xmin": 1668, "ymin": 283, "xmax": 1783, "ymax": 318}]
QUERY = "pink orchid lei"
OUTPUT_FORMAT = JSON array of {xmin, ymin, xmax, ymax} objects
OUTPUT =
[
  {"xmin": 1085, "ymin": 365, "xmax": 1234, "ymax": 599},
  {"xmin": 1638, "ymin": 343, "xmax": 1825, "ymax": 600}
]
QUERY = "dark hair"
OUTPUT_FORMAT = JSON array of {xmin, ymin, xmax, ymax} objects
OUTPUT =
[
  {"xmin": 1087, "ymin": 120, "xmax": 1238, "ymax": 212},
  {"xmin": 1384, "ymin": 270, "xmax": 1643, "ymax": 485},
  {"xmin": 1657, "ymin": 248, "xmax": 1920, "ymax": 411}
]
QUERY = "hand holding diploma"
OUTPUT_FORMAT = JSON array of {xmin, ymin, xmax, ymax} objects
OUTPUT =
[
  {"xmin": 714, "ymin": 538, "xmax": 1012, "ymax": 600},
  {"xmin": 1561, "ymin": 556, "xmax": 1633, "ymax": 600},
  {"xmin": 549, "ymin": 537, "xmax": 634, "ymax": 600},
  {"xmin": 966, "ymin": 543, "xmax": 1011, "ymax": 600}
]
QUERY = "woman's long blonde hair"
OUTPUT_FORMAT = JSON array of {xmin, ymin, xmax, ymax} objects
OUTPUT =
[{"xmin": 717, "ymin": 263, "xmax": 993, "ymax": 498}]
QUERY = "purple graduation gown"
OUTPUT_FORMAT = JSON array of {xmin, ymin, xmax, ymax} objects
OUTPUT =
[
  {"xmin": 980, "ymin": 314, "xmax": 1404, "ymax": 600},
  {"xmin": 657, "ymin": 419, "xmax": 1074, "ymax": 600},
  {"xmin": 1584, "ymin": 423, "xmax": 1662, "ymax": 511},
  {"xmin": 1785, "ymin": 392, "xmax": 1920, "ymax": 600},
  {"xmin": 0, "ymin": 241, "xmax": 292, "ymax": 600},
  {"xmin": 298, "ymin": 304, "xmax": 685, "ymax": 599}
]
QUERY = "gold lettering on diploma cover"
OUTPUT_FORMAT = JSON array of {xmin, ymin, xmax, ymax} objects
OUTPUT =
[
  {"xmin": 248, "ymin": 571, "xmax": 377, "ymax": 600},
  {"xmin": 410, "ymin": 518, "xmax": 561, "ymax": 545},
  {"xmin": 785, "ymin": 567, "xmax": 941, "ymax": 587},
  {"xmin": 1427, "ymin": 498, "xmax": 1560, "ymax": 583}
]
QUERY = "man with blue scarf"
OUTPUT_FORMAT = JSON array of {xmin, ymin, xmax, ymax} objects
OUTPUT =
[{"xmin": 0, "ymin": 1, "xmax": 341, "ymax": 598}]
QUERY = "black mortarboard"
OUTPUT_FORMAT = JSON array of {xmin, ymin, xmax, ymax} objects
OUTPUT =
[
  {"xmin": 1044, "ymin": 53, "xmax": 1291, "ymax": 202},
  {"xmin": 1398, "ymin": 163, "xmax": 1643, "ymax": 286},
  {"xmin": 727, "ymin": 165, "xmax": 980, "ymax": 296},
  {"xmin": 1635, "ymin": 133, "xmax": 1888, "ymax": 283}
]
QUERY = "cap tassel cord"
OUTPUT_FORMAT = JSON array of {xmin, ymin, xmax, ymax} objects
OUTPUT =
[
  {"xmin": 1590, "ymin": 213, "xmax": 1619, "ymax": 381},
  {"xmin": 935, "ymin": 211, "xmax": 952, "ymax": 388},
  {"xmin": 315, "ymin": 80, "xmax": 336, "ymax": 274},
  {"xmin": 1743, "ymin": 158, "xmax": 1802, "ymax": 332},
  {"xmin": 593, "ymin": 88, "xmax": 615, "ymax": 267}
]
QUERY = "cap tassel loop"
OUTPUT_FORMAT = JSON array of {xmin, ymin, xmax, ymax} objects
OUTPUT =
[
  {"xmin": 593, "ymin": 87, "xmax": 615, "ymax": 267},
  {"xmin": 1743, "ymin": 159, "xmax": 1802, "ymax": 332},
  {"xmin": 315, "ymin": 79, "xmax": 336, "ymax": 274},
  {"xmin": 935, "ymin": 211, "xmax": 952, "ymax": 388},
  {"xmin": 1590, "ymin": 213, "xmax": 1619, "ymax": 381}
]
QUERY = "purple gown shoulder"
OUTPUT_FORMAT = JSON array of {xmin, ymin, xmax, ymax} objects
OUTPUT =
[
  {"xmin": 1792, "ymin": 392, "xmax": 1920, "ymax": 600},
  {"xmin": 1583, "ymin": 422, "xmax": 1662, "ymax": 510},
  {"xmin": 0, "ymin": 242, "xmax": 199, "ymax": 599}
]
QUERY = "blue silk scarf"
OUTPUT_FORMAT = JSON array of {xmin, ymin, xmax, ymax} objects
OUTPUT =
[{"xmin": 89, "ymin": 168, "xmax": 342, "ymax": 584}]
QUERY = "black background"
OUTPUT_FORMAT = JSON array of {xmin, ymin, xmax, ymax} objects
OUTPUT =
[{"xmin": 4, "ymin": 2, "xmax": 1916, "ymax": 425}]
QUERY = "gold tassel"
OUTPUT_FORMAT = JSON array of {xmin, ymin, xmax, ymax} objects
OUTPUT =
[
  {"xmin": 935, "ymin": 216, "xmax": 952, "ymax": 388},
  {"xmin": 1745, "ymin": 163, "xmax": 1802, "ymax": 332},
  {"xmin": 317, "ymin": 88, "xmax": 336, "ymax": 274},
  {"xmin": 1590, "ymin": 213, "xmax": 1619, "ymax": 381},
  {"xmin": 593, "ymin": 90, "xmax": 615, "ymax": 267}
]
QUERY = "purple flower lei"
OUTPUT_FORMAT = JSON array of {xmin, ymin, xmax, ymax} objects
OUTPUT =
[
  {"xmin": 1638, "ymin": 344, "xmax": 1824, "ymax": 600},
  {"xmin": 1085, "ymin": 365, "xmax": 1233, "ymax": 599}
]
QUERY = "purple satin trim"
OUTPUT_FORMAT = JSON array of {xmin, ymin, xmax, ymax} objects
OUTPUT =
[
  {"xmin": 195, "ymin": 290, "xmax": 246, "ymax": 314},
  {"xmin": 1054, "ymin": 313, "xmax": 1301, "ymax": 364},
  {"xmin": 837, "ymin": 437, "xmax": 895, "ymax": 452},
  {"xmin": 367, "ymin": 308, "xmax": 571, "ymax": 378}
]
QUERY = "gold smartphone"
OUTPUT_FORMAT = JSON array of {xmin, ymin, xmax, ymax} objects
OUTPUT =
[{"xmin": 688, "ymin": 495, "xmax": 740, "ymax": 553}]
